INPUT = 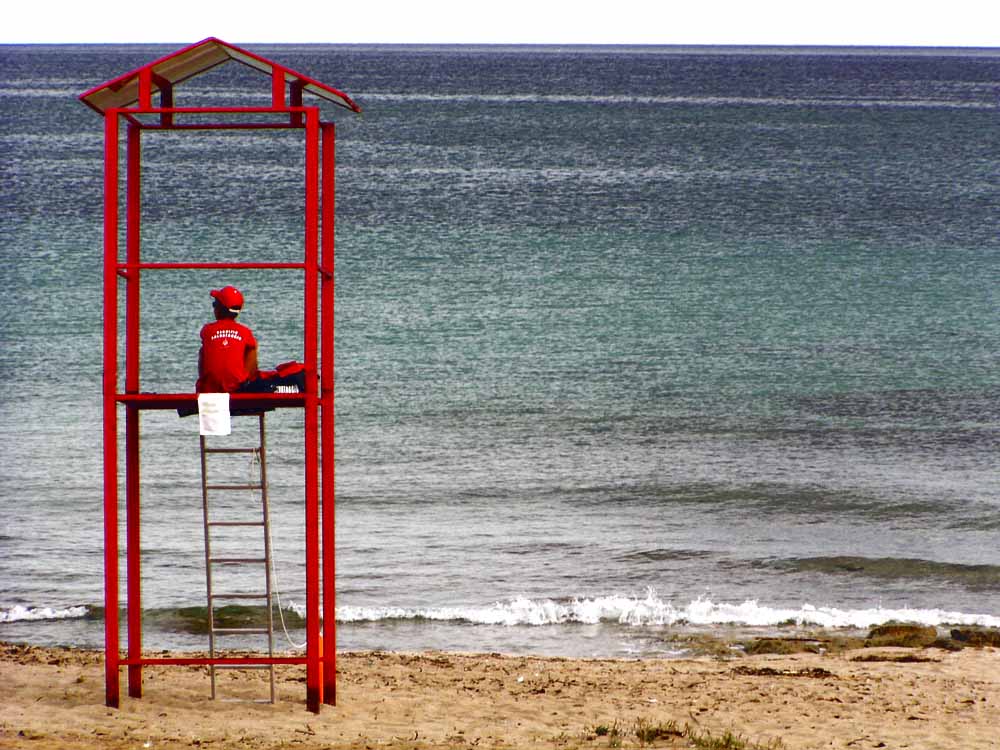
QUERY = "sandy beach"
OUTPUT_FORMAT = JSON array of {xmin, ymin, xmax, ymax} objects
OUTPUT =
[{"xmin": 2, "ymin": 635, "xmax": 998, "ymax": 750}]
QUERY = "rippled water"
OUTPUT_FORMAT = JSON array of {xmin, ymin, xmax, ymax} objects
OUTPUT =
[{"xmin": 1, "ymin": 44, "xmax": 998, "ymax": 657}]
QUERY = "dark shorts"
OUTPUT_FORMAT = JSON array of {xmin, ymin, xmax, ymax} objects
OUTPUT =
[{"xmin": 236, "ymin": 368, "xmax": 307, "ymax": 394}]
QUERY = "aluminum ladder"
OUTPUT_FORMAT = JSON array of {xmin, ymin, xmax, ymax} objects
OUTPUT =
[{"xmin": 199, "ymin": 412, "xmax": 276, "ymax": 703}]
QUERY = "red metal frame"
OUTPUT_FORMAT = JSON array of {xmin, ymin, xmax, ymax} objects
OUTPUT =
[
  {"xmin": 321, "ymin": 122, "xmax": 337, "ymax": 704},
  {"xmin": 83, "ymin": 42, "xmax": 357, "ymax": 714}
]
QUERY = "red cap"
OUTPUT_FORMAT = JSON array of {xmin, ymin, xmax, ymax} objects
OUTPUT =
[{"xmin": 210, "ymin": 286, "xmax": 244, "ymax": 313}]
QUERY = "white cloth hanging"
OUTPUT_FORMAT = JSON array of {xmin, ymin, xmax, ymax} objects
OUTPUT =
[{"xmin": 198, "ymin": 393, "xmax": 231, "ymax": 436}]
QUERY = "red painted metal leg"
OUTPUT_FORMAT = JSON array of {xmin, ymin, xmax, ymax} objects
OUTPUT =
[
  {"xmin": 102, "ymin": 110, "xmax": 121, "ymax": 709},
  {"xmin": 304, "ymin": 399, "xmax": 321, "ymax": 714},
  {"xmin": 303, "ymin": 110, "xmax": 321, "ymax": 714},
  {"xmin": 125, "ymin": 407, "xmax": 141, "ymax": 697},
  {"xmin": 125, "ymin": 123, "xmax": 143, "ymax": 699},
  {"xmin": 320, "ymin": 123, "xmax": 337, "ymax": 705}
]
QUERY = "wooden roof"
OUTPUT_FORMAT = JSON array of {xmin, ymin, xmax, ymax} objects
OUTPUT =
[{"xmin": 79, "ymin": 37, "xmax": 360, "ymax": 115}]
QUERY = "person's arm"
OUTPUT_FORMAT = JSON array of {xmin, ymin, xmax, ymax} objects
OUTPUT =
[{"xmin": 245, "ymin": 345, "xmax": 259, "ymax": 380}]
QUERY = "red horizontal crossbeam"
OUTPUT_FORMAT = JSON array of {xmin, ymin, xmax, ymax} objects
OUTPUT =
[
  {"xmin": 121, "ymin": 656, "xmax": 315, "ymax": 667},
  {"xmin": 116, "ymin": 105, "xmax": 322, "ymax": 131},
  {"xmin": 132, "ymin": 122, "xmax": 310, "ymax": 131},
  {"xmin": 124, "ymin": 106, "xmax": 316, "ymax": 114},
  {"xmin": 117, "ymin": 262, "xmax": 307, "ymax": 270},
  {"xmin": 116, "ymin": 393, "xmax": 306, "ymax": 410}
]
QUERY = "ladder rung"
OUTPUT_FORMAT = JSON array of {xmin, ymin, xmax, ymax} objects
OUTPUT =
[
  {"xmin": 214, "ymin": 664, "xmax": 274, "ymax": 671},
  {"xmin": 211, "ymin": 627, "xmax": 271, "ymax": 635},
  {"xmin": 209, "ymin": 557, "xmax": 267, "ymax": 564},
  {"xmin": 203, "ymin": 447, "xmax": 260, "ymax": 454},
  {"xmin": 207, "ymin": 483, "xmax": 264, "ymax": 491},
  {"xmin": 207, "ymin": 520, "xmax": 265, "ymax": 527},
  {"xmin": 210, "ymin": 595, "xmax": 269, "ymax": 603}
]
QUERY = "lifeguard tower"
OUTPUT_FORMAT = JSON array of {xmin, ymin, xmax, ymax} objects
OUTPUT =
[{"xmin": 80, "ymin": 38, "xmax": 361, "ymax": 713}]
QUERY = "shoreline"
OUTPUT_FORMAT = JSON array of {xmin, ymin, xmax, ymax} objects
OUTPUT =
[{"xmin": 2, "ymin": 635, "xmax": 998, "ymax": 749}]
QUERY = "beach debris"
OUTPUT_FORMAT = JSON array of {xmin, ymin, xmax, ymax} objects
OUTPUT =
[
  {"xmin": 851, "ymin": 653, "xmax": 939, "ymax": 663},
  {"xmin": 740, "ymin": 637, "xmax": 826, "ymax": 656},
  {"xmin": 865, "ymin": 623, "xmax": 938, "ymax": 648},
  {"xmin": 732, "ymin": 665, "xmax": 836, "ymax": 679},
  {"xmin": 950, "ymin": 627, "xmax": 1000, "ymax": 648}
]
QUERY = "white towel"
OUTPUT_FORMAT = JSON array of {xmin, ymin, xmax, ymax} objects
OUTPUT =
[{"xmin": 198, "ymin": 393, "xmax": 231, "ymax": 436}]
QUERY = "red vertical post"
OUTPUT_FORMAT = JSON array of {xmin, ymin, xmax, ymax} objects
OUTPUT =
[
  {"xmin": 290, "ymin": 82, "xmax": 304, "ymax": 127},
  {"xmin": 320, "ymin": 122, "xmax": 336, "ymax": 705},
  {"xmin": 125, "ymin": 123, "xmax": 143, "ymax": 698},
  {"xmin": 303, "ymin": 108, "xmax": 321, "ymax": 714},
  {"xmin": 102, "ymin": 110, "xmax": 121, "ymax": 709},
  {"xmin": 157, "ymin": 80, "xmax": 174, "ymax": 128},
  {"xmin": 138, "ymin": 69, "xmax": 152, "ymax": 109},
  {"xmin": 272, "ymin": 67, "xmax": 286, "ymax": 108}
]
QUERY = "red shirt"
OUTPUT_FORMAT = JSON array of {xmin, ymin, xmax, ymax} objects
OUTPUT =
[{"xmin": 196, "ymin": 319, "xmax": 258, "ymax": 393}]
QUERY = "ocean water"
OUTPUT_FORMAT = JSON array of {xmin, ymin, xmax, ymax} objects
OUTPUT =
[{"xmin": 1, "ymin": 44, "xmax": 998, "ymax": 658}]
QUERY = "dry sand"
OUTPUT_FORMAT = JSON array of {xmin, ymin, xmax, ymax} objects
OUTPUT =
[{"xmin": 1, "ymin": 640, "xmax": 998, "ymax": 749}]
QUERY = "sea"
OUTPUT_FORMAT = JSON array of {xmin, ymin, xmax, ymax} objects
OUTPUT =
[{"xmin": 1, "ymin": 43, "xmax": 998, "ymax": 659}]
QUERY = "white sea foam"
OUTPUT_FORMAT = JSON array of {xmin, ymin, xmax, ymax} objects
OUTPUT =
[
  {"xmin": 0, "ymin": 605, "xmax": 88, "ymax": 624},
  {"xmin": 333, "ymin": 592, "xmax": 1000, "ymax": 629}
]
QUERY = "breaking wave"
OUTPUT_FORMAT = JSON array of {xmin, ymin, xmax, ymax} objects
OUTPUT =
[
  {"xmin": 337, "ymin": 592, "xmax": 1000, "ymax": 629},
  {"xmin": 6, "ymin": 594, "xmax": 999, "ymax": 632},
  {"xmin": 0, "ymin": 605, "xmax": 89, "ymax": 624}
]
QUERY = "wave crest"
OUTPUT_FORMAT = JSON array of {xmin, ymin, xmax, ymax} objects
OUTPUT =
[
  {"xmin": 0, "ymin": 605, "xmax": 89, "ymax": 624},
  {"xmin": 6, "ymin": 595, "xmax": 998, "ymax": 631},
  {"xmin": 337, "ymin": 593, "xmax": 1000, "ymax": 629}
]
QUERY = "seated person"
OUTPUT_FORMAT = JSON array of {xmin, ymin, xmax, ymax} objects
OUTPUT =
[{"xmin": 197, "ymin": 286, "xmax": 305, "ymax": 394}]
